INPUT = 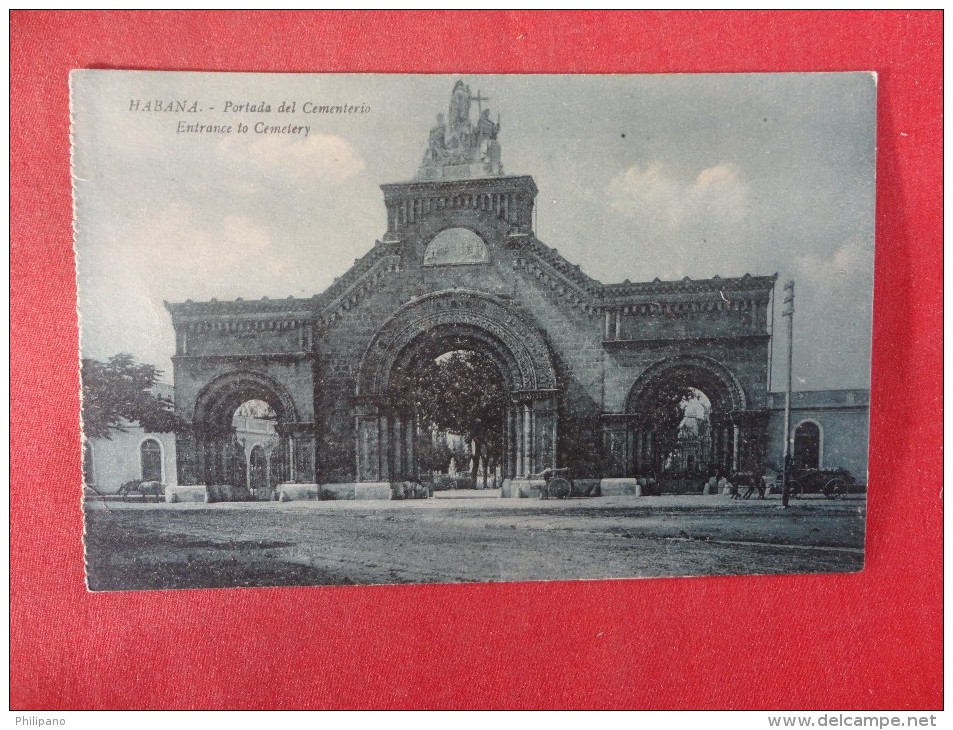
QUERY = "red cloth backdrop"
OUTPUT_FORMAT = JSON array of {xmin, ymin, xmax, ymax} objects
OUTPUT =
[{"xmin": 10, "ymin": 11, "xmax": 942, "ymax": 710}]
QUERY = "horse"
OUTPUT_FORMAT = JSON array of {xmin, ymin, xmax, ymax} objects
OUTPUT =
[
  {"xmin": 117, "ymin": 480, "xmax": 164, "ymax": 502},
  {"xmin": 730, "ymin": 472, "xmax": 767, "ymax": 500}
]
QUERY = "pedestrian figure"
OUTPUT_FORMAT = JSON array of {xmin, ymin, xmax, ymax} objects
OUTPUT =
[
  {"xmin": 728, "ymin": 477, "xmax": 741, "ymax": 500},
  {"xmin": 742, "ymin": 473, "xmax": 757, "ymax": 500}
]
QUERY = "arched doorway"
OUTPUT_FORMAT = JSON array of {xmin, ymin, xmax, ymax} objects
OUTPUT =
[
  {"xmin": 793, "ymin": 421, "xmax": 821, "ymax": 470},
  {"xmin": 140, "ymin": 438, "xmax": 163, "ymax": 482},
  {"xmin": 188, "ymin": 372, "xmax": 299, "ymax": 492},
  {"xmin": 355, "ymin": 289, "xmax": 558, "ymax": 489},
  {"xmin": 621, "ymin": 355, "xmax": 765, "ymax": 492},
  {"xmin": 396, "ymin": 344, "xmax": 509, "ymax": 489}
]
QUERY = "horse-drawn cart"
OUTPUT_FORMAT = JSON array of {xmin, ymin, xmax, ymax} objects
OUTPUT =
[
  {"xmin": 787, "ymin": 468, "xmax": 855, "ymax": 500},
  {"xmin": 528, "ymin": 467, "xmax": 573, "ymax": 499}
]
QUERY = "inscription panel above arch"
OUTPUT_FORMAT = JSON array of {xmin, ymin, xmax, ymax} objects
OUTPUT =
[
  {"xmin": 357, "ymin": 289, "xmax": 557, "ymax": 397},
  {"xmin": 423, "ymin": 227, "xmax": 490, "ymax": 267}
]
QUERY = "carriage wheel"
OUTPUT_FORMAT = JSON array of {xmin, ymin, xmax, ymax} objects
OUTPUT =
[
  {"xmin": 548, "ymin": 477, "xmax": 572, "ymax": 499},
  {"xmin": 823, "ymin": 478, "xmax": 846, "ymax": 500}
]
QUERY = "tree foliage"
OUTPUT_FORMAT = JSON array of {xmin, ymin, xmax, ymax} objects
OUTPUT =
[
  {"xmin": 645, "ymin": 382, "xmax": 700, "ymax": 429},
  {"xmin": 644, "ymin": 382, "xmax": 703, "ymax": 455},
  {"xmin": 403, "ymin": 350, "xmax": 507, "ymax": 479},
  {"xmin": 81, "ymin": 354, "xmax": 179, "ymax": 439},
  {"xmin": 234, "ymin": 399, "xmax": 277, "ymax": 419}
]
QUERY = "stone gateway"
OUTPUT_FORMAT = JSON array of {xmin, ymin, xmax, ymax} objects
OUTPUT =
[{"xmin": 165, "ymin": 81, "xmax": 778, "ymax": 502}]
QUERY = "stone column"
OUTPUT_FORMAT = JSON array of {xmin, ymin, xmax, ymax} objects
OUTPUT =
[
  {"xmin": 392, "ymin": 416, "xmax": 404, "ymax": 481},
  {"xmin": 522, "ymin": 403, "xmax": 533, "ymax": 476},
  {"xmin": 405, "ymin": 413, "xmax": 417, "ymax": 481},
  {"xmin": 281, "ymin": 422, "xmax": 317, "ymax": 484},
  {"xmin": 504, "ymin": 391, "xmax": 559, "ymax": 495},
  {"xmin": 634, "ymin": 429, "xmax": 643, "ymax": 475},
  {"xmin": 174, "ymin": 425, "xmax": 202, "ymax": 486},
  {"xmin": 732, "ymin": 425, "xmax": 740, "ymax": 473},
  {"xmin": 600, "ymin": 418, "xmax": 628, "ymax": 479},
  {"xmin": 600, "ymin": 415, "xmax": 642, "ymax": 496},
  {"xmin": 732, "ymin": 410, "xmax": 770, "ymax": 474},
  {"xmin": 505, "ymin": 406, "xmax": 518, "ymax": 478},
  {"xmin": 377, "ymin": 414, "xmax": 391, "ymax": 482},
  {"xmin": 353, "ymin": 400, "xmax": 394, "ymax": 499},
  {"xmin": 355, "ymin": 406, "xmax": 382, "ymax": 483},
  {"xmin": 534, "ymin": 398, "xmax": 557, "ymax": 473},
  {"xmin": 199, "ymin": 424, "xmax": 231, "ymax": 486},
  {"xmin": 625, "ymin": 427, "xmax": 635, "ymax": 478}
]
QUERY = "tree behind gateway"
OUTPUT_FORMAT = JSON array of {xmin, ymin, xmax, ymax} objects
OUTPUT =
[{"xmin": 80, "ymin": 354, "xmax": 179, "ymax": 439}]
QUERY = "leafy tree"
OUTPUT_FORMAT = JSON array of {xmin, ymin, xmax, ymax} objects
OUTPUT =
[
  {"xmin": 404, "ymin": 350, "xmax": 507, "ymax": 482},
  {"xmin": 644, "ymin": 382, "xmax": 703, "ymax": 472},
  {"xmin": 234, "ymin": 399, "xmax": 277, "ymax": 420},
  {"xmin": 415, "ymin": 438, "xmax": 454, "ymax": 475},
  {"xmin": 81, "ymin": 354, "xmax": 179, "ymax": 439}
]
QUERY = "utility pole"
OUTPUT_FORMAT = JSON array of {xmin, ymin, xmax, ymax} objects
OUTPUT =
[{"xmin": 780, "ymin": 280, "xmax": 795, "ymax": 508}]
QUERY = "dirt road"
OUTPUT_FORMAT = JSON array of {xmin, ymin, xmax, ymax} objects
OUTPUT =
[{"xmin": 84, "ymin": 494, "xmax": 866, "ymax": 590}]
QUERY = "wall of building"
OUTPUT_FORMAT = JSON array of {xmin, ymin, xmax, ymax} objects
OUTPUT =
[
  {"xmin": 764, "ymin": 389, "xmax": 870, "ymax": 484},
  {"xmin": 85, "ymin": 427, "xmax": 177, "ymax": 493}
]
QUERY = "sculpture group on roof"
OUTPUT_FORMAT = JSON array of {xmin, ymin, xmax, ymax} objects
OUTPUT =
[{"xmin": 419, "ymin": 80, "xmax": 503, "ymax": 178}]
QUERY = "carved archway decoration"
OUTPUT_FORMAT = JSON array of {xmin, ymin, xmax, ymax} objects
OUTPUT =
[
  {"xmin": 625, "ymin": 354, "xmax": 747, "ymax": 418},
  {"xmin": 193, "ymin": 370, "xmax": 300, "ymax": 428},
  {"xmin": 357, "ymin": 289, "xmax": 557, "ymax": 398}
]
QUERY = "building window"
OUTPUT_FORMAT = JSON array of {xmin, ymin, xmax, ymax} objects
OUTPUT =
[
  {"xmin": 793, "ymin": 421, "xmax": 821, "ymax": 470},
  {"xmin": 140, "ymin": 439, "xmax": 163, "ymax": 482}
]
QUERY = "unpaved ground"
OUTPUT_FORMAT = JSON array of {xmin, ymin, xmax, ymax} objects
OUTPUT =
[{"xmin": 84, "ymin": 494, "xmax": 866, "ymax": 591}]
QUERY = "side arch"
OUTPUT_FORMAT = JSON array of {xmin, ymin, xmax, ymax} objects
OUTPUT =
[
  {"xmin": 611, "ymin": 355, "xmax": 753, "ymax": 481},
  {"xmin": 182, "ymin": 370, "xmax": 304, "ymax": 489},
  {"xmin": 625, "ymin": 354, "xmax": 747, "ymax": 416},
  {"xmin": 192, "ymin": 370, "xmax": 299, "ymax": 428}
]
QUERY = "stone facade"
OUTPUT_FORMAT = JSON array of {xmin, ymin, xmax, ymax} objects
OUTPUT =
[
  {"xmin": 165, "ymin": 170, "xmax": 781, "ymax": 499},
  {"xmin": 164, "ymin": 81, "xmax": 793, "ymax": 500}
]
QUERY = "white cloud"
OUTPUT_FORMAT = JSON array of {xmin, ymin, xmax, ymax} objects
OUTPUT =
[
  {"xmin": 217, "ymin": 133, "xmax": 365, "ymax": 184},
  {"xmin": 792, "ymin": 238, "xmax": 874, "ymax": 297},
  {"xmin": 774, "ymin": 238, "xmax": 875, "ymax": 390},
  {"xmin": 604, "ymin": 161, "xmax": 754, "ymax": 280},
  {"xmin": 609, "ymin": 161, "xmax": 748, "ymax": 229}
]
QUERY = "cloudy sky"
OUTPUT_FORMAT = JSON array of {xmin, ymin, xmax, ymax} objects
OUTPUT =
[{"xmin": 72, "ymin": 71, "xmax": 876, "ymax": 391}]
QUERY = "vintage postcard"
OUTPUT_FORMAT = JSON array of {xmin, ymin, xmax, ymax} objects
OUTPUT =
[{"xmin": 72, "ymin": 71, "xmax": 875, "ymax": 590}]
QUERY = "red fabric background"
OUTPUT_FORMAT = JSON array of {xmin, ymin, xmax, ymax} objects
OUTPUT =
[{"xmin": 10, "ymin": 11, "xmax": 942, "ymax": 710}]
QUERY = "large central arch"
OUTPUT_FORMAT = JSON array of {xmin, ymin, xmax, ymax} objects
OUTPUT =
[{"xmin": 354, "ymin": 289, "xmax": 559, "ymax": 487}]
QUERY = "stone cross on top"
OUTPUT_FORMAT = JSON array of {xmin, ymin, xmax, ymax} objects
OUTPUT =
[{"xmin": 418, "ymin": 79, "xmax": 503, "ymax": 180}]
